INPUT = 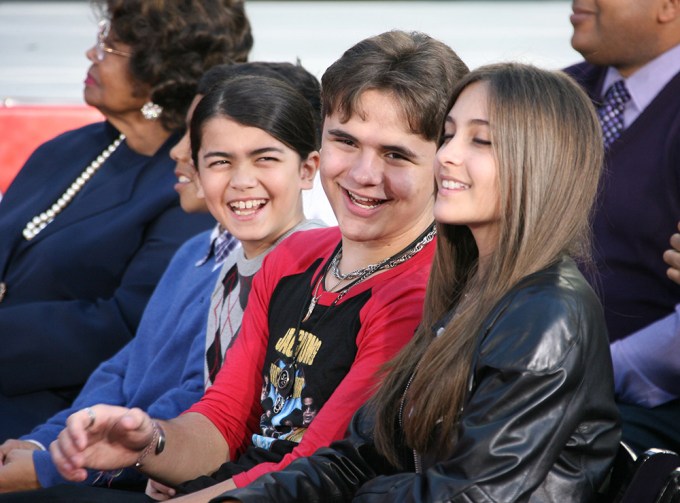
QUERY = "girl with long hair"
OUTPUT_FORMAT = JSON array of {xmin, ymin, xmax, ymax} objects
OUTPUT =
[{"xmin": 216, "ymin": 62, "xmax": 621, "ymax": 503}]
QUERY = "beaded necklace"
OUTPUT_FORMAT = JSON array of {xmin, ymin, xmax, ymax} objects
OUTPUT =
[{"xmin": 22, "ymin": 133, "xmax": 126, "ymax": 240}]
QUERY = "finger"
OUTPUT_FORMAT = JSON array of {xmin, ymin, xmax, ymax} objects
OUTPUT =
[
  {"xmin": 64, "ymin": 409, "xmax": 92, "ymax": 451},
  {"xmin": 115, "ymin": 409, "xmax": 155, "ymax": 449},
  {"xmin": 157, "ymin": 483, "xmax": 175, "ymax": 497},
  {"xmin": 84, "ymin": 407, "xmax": 96, "ymax": 430},
  {"xmin": 0, "ymin": 439, "xmax": 31, "ymax": 463},
  {"xmin": 49, "ymin": 439, "xmax": 87, "ymax": 482},
  {"xmin": 146, "ymin": 480, "xmax": 175, "ymax": 501},
  {"xmin": 63, "ymin": 409, "xmax": 91, "ymax": 456},
  {"xmin": 668, "ymin": 267, "xmax": 680, "ymax": 285},
  {"xmin": 57, "ymin": 421, "xmax": 91, "ymax": 474},
  {"xmin": 664, "ymin": 249, "xmax": 680, "ymax": 269},
  {"xmin": 670, "ymin": 233, "xmax": 680, "ymax": 252}
]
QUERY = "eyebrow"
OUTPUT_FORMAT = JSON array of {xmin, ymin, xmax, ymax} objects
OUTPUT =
[
  {"xmin": 445, "ymin": 116, "xmax": 490, "ymax": 127},
  {"xmin": 202, "ymin": 146, "xmax": 286, "ymax": 160},
  {"xmin": 327, "ymin": 128, "xmax": 356, "ymax": 142},
  {"xmin": 327, "ymin": 128, "xmax": 419, "ymax": 160}
]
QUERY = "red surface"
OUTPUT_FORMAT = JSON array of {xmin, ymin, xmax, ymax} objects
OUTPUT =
[{"xmin": 0, "ymin": 104, "xmax": 103, "ymax": 194}]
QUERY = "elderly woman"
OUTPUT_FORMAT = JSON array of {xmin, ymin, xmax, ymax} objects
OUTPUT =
[{"xmin": 0, "ymin": 0, "xmax": 252, "ymax": 440}]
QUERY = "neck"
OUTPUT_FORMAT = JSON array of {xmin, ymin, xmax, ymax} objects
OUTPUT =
[
  {"xmin": 107, "ymin": 115, "xmax": 171, "ymax": 156},
  {"xmin": 614, "ymin": 38, "xmax": 680, "ymax": 78},
  {"xmin": 338, "ymin": 220, "xmax": 434, "ymax": 275},
  {"xmin": 241, "ymin": 215, "xmax": 305, "ymax": 260}
]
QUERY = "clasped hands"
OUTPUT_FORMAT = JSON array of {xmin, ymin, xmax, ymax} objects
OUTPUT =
[{"xmin": 50, "ymin": 404, "xmax": 156, "ymax": 482}]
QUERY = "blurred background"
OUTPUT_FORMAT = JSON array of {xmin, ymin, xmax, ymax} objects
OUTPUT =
[
  {"xmin": 0, "ymin": 0, "xmax": 578, "ymax": 104},
  {"xmin": 0, "ymin": 0, "xmax": 578, "ymax": 219}
]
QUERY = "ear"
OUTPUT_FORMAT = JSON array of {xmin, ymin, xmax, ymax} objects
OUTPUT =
[
  {"xmin": 658, "ymin": 0, "xmax": 680, "ymax": 22},
  {"xmin": 299, "ymin": 151, "xmax": 320, "ymax": 190}
]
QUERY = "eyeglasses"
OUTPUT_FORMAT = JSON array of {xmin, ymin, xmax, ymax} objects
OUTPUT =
[{"xmin": 95, "ymin": 20, "xmax": 132, "ymax": 62}]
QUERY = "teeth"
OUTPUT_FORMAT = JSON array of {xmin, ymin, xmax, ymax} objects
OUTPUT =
[
  {"xmin": 348, "ymin": 191, "xmax": 383, "ymax": 209},
  {"xmin": 229, "ymin": 199, "xmax": 267, "ymax": 215},
  {"xmin": 442, "ymin": 179, "xmax": 470, "ymax": 190},
  {"xmin": 177, "ymin": 175, "xmax": 191, "ymax": 184}
]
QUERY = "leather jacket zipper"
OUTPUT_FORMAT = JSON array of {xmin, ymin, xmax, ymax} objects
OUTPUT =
[{"xmin": 399, "ymin": 369, "xmax": 422, "ymax": 474}]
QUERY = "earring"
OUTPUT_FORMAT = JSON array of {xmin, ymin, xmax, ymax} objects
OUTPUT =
[{"xmin": 141, "ymin": 101, "xmax": 163, "ymax": 120}]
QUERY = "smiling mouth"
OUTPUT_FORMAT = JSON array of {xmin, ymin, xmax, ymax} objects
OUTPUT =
[
  {"xmin": 177, "ymin": 175, "xmax": 191, "ymax": 184},
  {"xmin": 347, "ymin": 190, "xmax": 385, "ymax": 210},
  {"xmin": 229, "ymin": 199, "xmax": 268, "ymax": 216},
  {"xmin": 441, "ymin": 180, "xmax": 470, "ymax": 190}
]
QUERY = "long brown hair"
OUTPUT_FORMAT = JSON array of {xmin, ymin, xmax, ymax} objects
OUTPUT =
[{"xmin": 371, "ymin": 63, "xmax": 604, "ymax": 465}]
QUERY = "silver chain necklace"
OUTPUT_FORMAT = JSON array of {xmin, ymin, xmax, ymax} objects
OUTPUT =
[
  {"xmin": 303, "ymin": 225, "xmax": 437, "ymax": 322},
  {"xmin": 330, "ymin": 226, "xmax": 437, "ymax": 281},
  {"xmin": 22, "ymin": 134, "xmax": 125, "ymax": 240}
]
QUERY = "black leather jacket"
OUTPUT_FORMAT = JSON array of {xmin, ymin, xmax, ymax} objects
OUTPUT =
[{"xmin": 218, "ymin": 258, "xmax": 620, "ymax": 503}]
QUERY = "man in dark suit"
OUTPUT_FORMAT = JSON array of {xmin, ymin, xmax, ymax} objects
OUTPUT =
[{"xmin": 565, "ymin": 0, "xmax": 680, "ymax": 453}]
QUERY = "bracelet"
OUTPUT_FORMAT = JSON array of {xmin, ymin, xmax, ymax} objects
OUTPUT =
[{"xmin": 134, "ymin": 421, "xmax": 165, "ymax": 468}]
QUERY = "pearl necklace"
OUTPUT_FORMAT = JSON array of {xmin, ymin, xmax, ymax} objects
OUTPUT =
[{"xmin": 22, "ymin": 134, "xmax": 125, "ymax": 241}]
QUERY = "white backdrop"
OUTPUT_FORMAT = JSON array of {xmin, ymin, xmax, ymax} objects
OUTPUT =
[{"xmin": 0, "ymin": 1, "xmax": 581, "ymax": 223}]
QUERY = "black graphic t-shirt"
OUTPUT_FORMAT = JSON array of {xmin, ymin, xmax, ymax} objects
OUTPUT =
[{"xmin": 254, "ymin": 261, "xmax": 371, "ymax": 449}]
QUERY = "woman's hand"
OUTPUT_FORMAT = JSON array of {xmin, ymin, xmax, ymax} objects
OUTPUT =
[{"xmin": 50, "ymin": 405, "xmax": 155, "ymax": 482}]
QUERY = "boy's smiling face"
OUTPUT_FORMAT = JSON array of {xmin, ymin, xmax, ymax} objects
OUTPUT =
[
  {"xmin": 196, "ymin": 116, "xmax": 317, "ymax": 259},
  {"xmin": 320, "ymin": 90, "xmax": 436, "ymax": 251}
]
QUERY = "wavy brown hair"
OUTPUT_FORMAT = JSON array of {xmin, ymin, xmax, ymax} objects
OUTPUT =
[
  {"xmin": 94, "ymin": 0, "xmax": 253, "ymax": 131},
  {"xmin": 321, "ymin": 30, "xmax": 469, "ymax": 143},
  {"xmin": 371, "ymin": 63, "xmax": 604, "ymax": 466}
]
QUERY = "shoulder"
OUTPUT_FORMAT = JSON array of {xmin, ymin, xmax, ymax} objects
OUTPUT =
[
  {"xmin": 252, "ymin": 227, "xmax": 340, "ymax": 291},
  {"xmin": 370, "ymin": 238, "xmax": 434, "ymax": 298},
  {"xmin": 562, "ymin": 61, "xmax": 605, "ymax": 96},
  {"xmin": 26, "ymin": 122, "xmax": 109, "ymax": 163},
  {"xmin": 170, "ymin": 229, "xmax": 214, "ymax": 261},
  {"xmin": 266, "ymin": 227, "xmax": 340, "ymax": 265},
  {"xmin": 562, "ymin": 61, "xmax": 599, "ymax": 79},
  {"xmin": 479, "ymin": 258, "xmax": 606, "ymax": 373}
]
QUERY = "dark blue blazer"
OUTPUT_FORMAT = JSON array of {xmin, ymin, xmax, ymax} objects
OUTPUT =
[{"xmin": 0, "ymin": 122, "xmax": 213, "ymax": 439}]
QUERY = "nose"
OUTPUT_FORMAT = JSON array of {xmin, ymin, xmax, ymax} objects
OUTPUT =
[
  {"xmin": 436, "ymin": 138, "xmax": 462, "ymax": 168},
  {"xmin": 230, "ymin": 163, "xmax": 258, "ymax": 190},
  {"xmin": 170, "ymin": 132, "xmax": 191, "ymax": 164},
  {"xmin": 85, "ymin": 44, "xmax": 98, "ymax": 62},
  {"xmin": 348, "ymin": 151, "xmax": 382, "ymax": 187}
]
